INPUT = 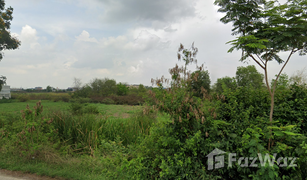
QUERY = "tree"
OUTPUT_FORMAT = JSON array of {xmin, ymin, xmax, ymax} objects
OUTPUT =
[
  {"xmin": 73, "ymin": 84, "xmax": 92, "ymax": 98},
  {"xmin": 215, "ymin": 0, "xmax": 307, "ymax": 150},
  {"xmin": 90, "ymin": 78, "xmax": 117, "ymax": 96},
  {"xmin": 116, "ymin": 83, "xmax": 129, "ymax": 96},
  {"xmin": 138, "ymin": 84, "xmax": 146, "ymax": 93},
  {"xmin": 73, "ymin": 77, "xmax": 82, "ymax": 91},
  {"xmin": 176, "ymin": 43, "xmax": 198, "ymax": 82},
  {"xmin": 46, "ymin": 85, "xmax": 52, "ymax": 92},
  {"xmin": 213, "ymin": 76, "xmax": 237, "ymax": 94},
  {"xmin": 236, "ymin": 65, "xmax": 264, "ymax": 88},
  {"xmin": 0, "ymin": 1, "xmax": 20, "ymax": 60},
  {"xmin": 190, "ymin": 70, "xmax": 211, "ymax": 97},
  {"xmin": 0, "ymin": 1, "xmax": 21, "ymax": 91},
  {"xmin": 103, "ymin": 79, "xmax": 117, "ymax": 96},
  {"xmin": 271, "ymin": 73, "xmax": 289, "ymax": 91},
  {"xmin": 0, "ymin": 75, "xmax": 6, "ymax": 91}
]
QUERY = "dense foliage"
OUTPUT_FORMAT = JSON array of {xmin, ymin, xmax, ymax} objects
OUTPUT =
[
  {"xmin": 0, "ymin": 0, "xmax": 20, "ymax": 91},
  {"xmin": 121, "ymin": 44, "xmax": 307, "ymax": 179},
  {"xmin": 72, "ymin": 78, "xmax": 147, "ymax": 105},
  {"xmin": 236, "ymin": 65, "xmax": 264, "ymax": 88}
]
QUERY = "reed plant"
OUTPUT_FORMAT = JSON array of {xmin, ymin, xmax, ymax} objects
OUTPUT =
[
  {"xmin": 12, "ymin": 93, "xmax": 71, "ymax": 102},
  {"xmin": 45, "ymin": 107, "xmax": 157, "ymax": 155}
]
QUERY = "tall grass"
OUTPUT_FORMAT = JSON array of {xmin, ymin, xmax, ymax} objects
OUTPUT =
[
  {"xmin": 0, "ymin": 101, "xmax": 160, "ymax": 179},
  {"xmin": 12, "ymin": 93, "xmax": 71, "ymax": 102},
  {"xmin": 46, "ymin": 109, "xmax": 157, "ymax": 155}
]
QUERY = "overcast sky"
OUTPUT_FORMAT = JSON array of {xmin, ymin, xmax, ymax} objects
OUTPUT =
[{"xmin": 0, "ymin": 0, "xmax": 305, "ymax": 89}]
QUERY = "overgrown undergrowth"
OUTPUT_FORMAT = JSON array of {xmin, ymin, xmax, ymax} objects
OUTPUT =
[
  {"xmin": 1, "ymin": 82, "xmax": 307, "ymax": 179},
  {"xmin": 0, "ymin": 101, "xmax": 161, "ymax": 179}
]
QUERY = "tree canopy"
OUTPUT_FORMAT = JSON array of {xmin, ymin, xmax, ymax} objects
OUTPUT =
[
  {"xmin": 90, "ymin": 78, "xmax": 117, "ymax": 96},
  {"xmin": 0, "ymin": 75, "xmax": 6, "ymax": 91},
  {"xmin": 213, "ymin": 76, "xmax": 237, "ymax": 94},
  {"xmin": 190, "ymin": 70, "xmax": 211, "ymax": 97},
  {"xmin": 236, "ymin": 65, "xmax": 264, "ymax": 88},
  {"xmin": 0, "ymin": 0, "xmax": 20, "ymax": 60},
  {"xmin": 215, "ymin": 0, "xmax": 307, "ymax": 150},
  {"xmin": 0, "ymin": 0, "xmax": 21, "ymax": 91}
]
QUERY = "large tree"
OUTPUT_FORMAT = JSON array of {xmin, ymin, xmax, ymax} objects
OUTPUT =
[
  {"xmin": 190, "ymin": 70, "xmax": 211, "ymax": 97},
  {"xmin": 215, "ymin": 0, "xmax": 307, "ymax": 150},
  {"xmin": 236, "ymin": 65, "xmax": 264, "ymax": 88},
  {"xmin": 90, "ymin": 78, "xmax": 117, "ymax": 96},
  {"xmin": 0, "ymin": 75, "xmax": 6, "ymax": 91},
  {"xmin": 213, "ymin": 76, "xmax": 237, "ymax": 94},
  {"xmin": 0, "ymin": 0, "xmax": 21, "ymax": 91}
]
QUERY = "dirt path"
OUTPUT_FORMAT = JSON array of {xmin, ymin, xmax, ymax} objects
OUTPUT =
[{"xmin": 0, "ymin": 169, "xmax": 65, "ymax": 180}]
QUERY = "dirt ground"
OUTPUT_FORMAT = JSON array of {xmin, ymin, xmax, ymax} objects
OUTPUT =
[{"xmin": 0, "ymin": 169, "xmax": 66, "ymax": 180}]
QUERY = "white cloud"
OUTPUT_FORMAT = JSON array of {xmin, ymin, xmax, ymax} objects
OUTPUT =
[
  {"xmin": 63, "ymin": 57, "xmax": 78, "ymax": 69},
  {"xmin": 76, "ymin": 30, "xmax": 98, "ymax": 43},
  {"xmin": 19, "ymin": 25, "xmax": 40, "ymax": 49}
]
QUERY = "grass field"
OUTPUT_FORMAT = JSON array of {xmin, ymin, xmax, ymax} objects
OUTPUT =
[
  {"xmin": 0, "ymin": 100, "xmax": 168, "ymax": 179},
  {"xmin": 0, "ymin": 100, "xmax": 143, "ymax": 118}
]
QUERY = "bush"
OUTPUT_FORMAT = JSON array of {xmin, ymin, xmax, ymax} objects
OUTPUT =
[
  {"xmin": 123, "ymin": 44, "xmax": 307, "ymax": 179},
  {"xmin": 0, "ymin": 101, "xmax": 57, "ymax": 159},
  {"xmin": 101, "ymin": 98, "xmax": 115, "ymax": 105},
  {"xmin": 52, "ymin": 96, "xmax": 62, "ymax": 102},
  {"xmin": 0, "ymin": 98, "xmax": 12, "ymax": 103},
  {"xmin": 69, "ymin": 103, "xmax": 83, "ymax": 115},
  {"xmin": 69, "ymin": 97, "xmax": 91, "ymax": 104},
  {"xmin": 61, "ymin": 96, "xmax": 70, "ymax": 102},
  {"xmin": 69, "ymin": 98, "xmax": 100, "ymax": 115},
  {"xmin": 83, "ymin": 105, "xmax": 99, "ymax": 114},
  {"xmin": 18, "ymin": 94, "xmax": 30, "ymax": 102}
]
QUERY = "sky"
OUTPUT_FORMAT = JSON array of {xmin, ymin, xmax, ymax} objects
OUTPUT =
[{"xmin": 0, "ymin": 0, "xmax": 305, "ymax": 89}]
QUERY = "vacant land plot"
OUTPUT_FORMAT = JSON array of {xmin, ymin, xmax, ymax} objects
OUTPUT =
[{"xmin": 0, "ymin": 100, "xmax": 143, "ymax": 118}]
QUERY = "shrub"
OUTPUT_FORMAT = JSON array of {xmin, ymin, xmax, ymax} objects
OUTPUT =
[
  {"xmin": 69, "ymin": 103, "xmax": 83, "ymax": 115},
  {"xmin": 0, "ymin": 98, "xmax": 12, "ymax": 103},
  {"xmin": 61, "ymin": 96, "xmax": 70, "ymax": 102},
  {"xmin": 70, "ymin": 97, "xmax": 91, "ymax": 104},
  {"xmin": 18, "ymin": 94, "xmax": 30, "ymax": 102},
  {"xmin": 83, "ymin": 105, "xmax": 99, "ymax": 114},
  {"xmin": 124, "ymin": 43, "xmax": 307, "ymax": 179},
  {"xmin": 0, "ymin": 101, "xmax": 58, "ymax": 159},
  {"xmin": 101, "ymin": 98, "xmax": 115, "ymax": 105},
  {"xmin": 52, "ymin": 96, "xmax": 62, "ymax": 102}
]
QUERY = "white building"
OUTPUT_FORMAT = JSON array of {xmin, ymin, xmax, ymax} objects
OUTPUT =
[{"xmin": 0, "ymin": 85, "xmax": 11, "ymax": 99}]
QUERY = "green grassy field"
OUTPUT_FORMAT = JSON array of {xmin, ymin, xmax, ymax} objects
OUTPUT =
[
  {"xmin": 0, "ymin": 100, "xmax": 143, "ymax": 118},
  {"xmin": 0, "ymin": 100, "xmax": 69, "ymax": 113},
  {"xmin": 0, "ymin": 100, "xmax": 168, "ymax": 179}
]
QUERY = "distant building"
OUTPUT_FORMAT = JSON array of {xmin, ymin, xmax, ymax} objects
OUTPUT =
[
  {"xmin": 35, "ymin": 87, "xmax": 43, "ymax": 91},
  {"xmin": 0, "ymin": 85, "xmax": 11, "ymax": 99}
]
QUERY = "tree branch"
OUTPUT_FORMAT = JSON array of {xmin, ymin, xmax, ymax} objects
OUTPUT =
[
  {"xmin": 264, "ymin": 60, "xmax": 272, "ymax": 97},
  {"xmin": 256, "ymin": 54, "xmax": 265, "ymax": 66},
  {"xmin": 249, "ymin": 54, "xmax": 265, "ymax": 69},
  {"xmin": 272, "ymin": 49, "xmax": 295, "ymax": 94}
]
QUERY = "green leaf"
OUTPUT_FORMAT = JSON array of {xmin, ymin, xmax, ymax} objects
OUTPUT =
[{"xmin": 283, "ymin": 131, "xmax": 301, "ymax": 136}]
